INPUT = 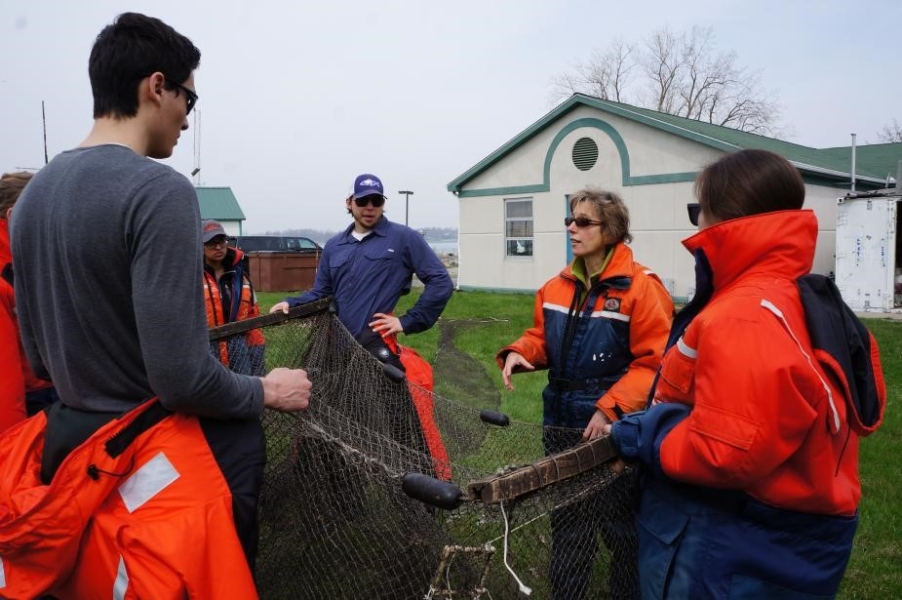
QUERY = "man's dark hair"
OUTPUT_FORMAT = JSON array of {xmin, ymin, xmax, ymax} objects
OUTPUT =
[
  {"xmin": 88, "ymin": 12, "xmax": 201, "ymax": 118},
  {"xmin": 695, "ymin": 149, "xmax": 805, "ymax": 222}
]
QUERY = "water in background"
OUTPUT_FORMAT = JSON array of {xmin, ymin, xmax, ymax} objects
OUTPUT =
[{"xmin": 428, "ymin": 240, "xmax": 458, "ymax": 255}]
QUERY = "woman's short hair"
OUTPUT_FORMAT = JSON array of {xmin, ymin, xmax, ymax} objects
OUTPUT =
[
  {"xmin": 569, "ymin": 188, "xmax": 632, "ymax": 244},
  {"xmin": 695, "ymin": 149, "xmax": 805, "ymax": 222},
  {"xmin": 0, "ymin": 171, "xmax": 34, "ymax": 218}
]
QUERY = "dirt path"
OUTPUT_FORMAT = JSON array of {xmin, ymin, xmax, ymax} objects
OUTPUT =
[{"xmin": 432, "ymin": 319, "xmax": 501, "ymax": 411}]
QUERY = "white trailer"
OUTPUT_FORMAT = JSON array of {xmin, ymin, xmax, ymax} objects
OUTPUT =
[{"xmin": 835, "ymin": 190, "xmax": 902, "ymax": 312}]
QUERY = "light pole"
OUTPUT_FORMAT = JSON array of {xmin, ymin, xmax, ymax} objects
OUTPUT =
[{"xmin": 398, "ymin": 190, "xmax": 414, "ymax": 226}]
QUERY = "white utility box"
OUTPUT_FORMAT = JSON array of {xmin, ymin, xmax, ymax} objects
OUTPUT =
[{"xmin": 835, "ymin": 190, "xmax": 901, "ymax": 312}]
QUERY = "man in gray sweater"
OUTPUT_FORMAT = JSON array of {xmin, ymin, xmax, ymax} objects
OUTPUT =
[{"xmin": 10, "ymin": 12, "xmax": 310, "ymax": 592}]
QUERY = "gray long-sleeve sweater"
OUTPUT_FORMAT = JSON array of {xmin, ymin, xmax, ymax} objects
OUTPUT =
[{"xmin": 11, "ymin": 144, "xmax": 262, "ymax": 418}]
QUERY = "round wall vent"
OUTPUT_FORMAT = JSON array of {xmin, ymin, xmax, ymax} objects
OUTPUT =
[{"xmin": 572, "ymin": 137, "xmax": 599, "ymax": 171}]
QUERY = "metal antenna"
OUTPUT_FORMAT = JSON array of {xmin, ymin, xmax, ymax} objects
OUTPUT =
[
  {"xmin": 42, "ymin": 100, "xmax": 49, "ymax": 165},
  {"xmin": 193, "ymin": 110, "xmax": 202, "ymax": 186}
]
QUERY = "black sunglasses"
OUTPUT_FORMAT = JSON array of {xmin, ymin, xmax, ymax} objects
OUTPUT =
[
  {"xmin": 204, "ymin": 235, "xmax": 229, "ymax": 247},
  {"xmin": 165, "ymin": 78, "xmax": 198, "ymax": 115},
  {"xmin": 564, "ymin": 216, "xmax": 602, "ymax": 228},
  {"xmin": 687, "ymin": 203, "xmax": 701, "ymax": 226},
  {"xmin": 354, "ymin": 195, "xmax": 385, "ymax": 208}
]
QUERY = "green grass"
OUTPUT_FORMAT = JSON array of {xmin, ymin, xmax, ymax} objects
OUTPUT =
[{"xmin": 260, "ymin": 288, "xmax": 902, "ymax": 597}]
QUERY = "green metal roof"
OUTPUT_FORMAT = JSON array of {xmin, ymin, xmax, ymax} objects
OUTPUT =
[
  {"xmin": 447, "ymin": 93, "xmax": 901, "ymax": 192},
  {"xmin": 195, "ymin": 187, "xmax": 246, "ymax": 220},
  {"xmin": 817, "ymin": 143, "xmax": 902, "ymax": 184}
]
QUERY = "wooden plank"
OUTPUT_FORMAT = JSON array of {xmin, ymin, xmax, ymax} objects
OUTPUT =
[
  {"xmin": 466, "ymin": 436, "xmax": 619, "ymax": 504},
  {"xmin": 208, "ymin": 297, "xmax": 334, "ymax": 340}
]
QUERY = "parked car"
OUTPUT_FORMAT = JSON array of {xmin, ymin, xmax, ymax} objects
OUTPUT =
[
  {"xmin": 231, "ymin": 235, "xmax": 322, "ymax": 255},
  {"xmin": 230, "ymin": 235, "xmax": 322, "ymax": 277}
]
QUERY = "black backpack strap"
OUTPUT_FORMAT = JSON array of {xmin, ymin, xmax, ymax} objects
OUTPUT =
[{"xmin": 797, "ymin": 274, "xmax": 882, "ymax": 429}]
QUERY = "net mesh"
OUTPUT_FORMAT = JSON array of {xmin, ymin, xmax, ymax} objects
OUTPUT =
[{"xmin": 211, "ymin": 299, "xmax": 639, "ymax": 599}]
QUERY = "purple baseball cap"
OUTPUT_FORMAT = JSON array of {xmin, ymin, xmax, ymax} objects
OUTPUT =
[{"xmin": 353, "ymin": 174, "xmax": 385, "ymax": 199}]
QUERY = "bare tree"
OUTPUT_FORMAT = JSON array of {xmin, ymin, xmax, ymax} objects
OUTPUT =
[
  {"xmin": 551, "ymin": 26, "xmax": 782, "ymax": 136},
  {"xmin": 551, "ymin": 39, "xmax": 635, "ymax": 103},
  {"xmin": 876, "ymin": 120, "xmax": 902, "ymax": 143}
]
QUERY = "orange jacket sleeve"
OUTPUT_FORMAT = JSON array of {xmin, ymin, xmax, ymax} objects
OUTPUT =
[{"xmin": 1, "ymin": 284, "xmax": 27, "ymax": 432}]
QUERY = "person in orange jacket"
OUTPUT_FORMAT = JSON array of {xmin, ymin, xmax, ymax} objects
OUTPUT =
[
  {"xmin": 497, "ymin": 188, "xmax": 674, "ymax": 600},
  {"xmin": 202, "ymin": 219, "xmax": 266, "ymax": 376},
  {"xmin": 0, "ymin": 171, "xmax": 29, "ymax": 432},
  {"xmin": 607, "ymin": 149, "xmax": 886, "ymax": 598},
  {"xmin": 3, "ymin": 13, "xmax": 311, "ymax": 599},
  {"xmin": 0, "ymin": 171, "xmax": 60, "ymax": 433}
]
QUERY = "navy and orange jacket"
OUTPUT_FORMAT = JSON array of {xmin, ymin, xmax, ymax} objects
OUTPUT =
[
  {"xmin": 202, "ymin": 247, "xmax": 264, "ymax": 365},
  {"xmin": 497, "ymin": 242, "xmax": 673, "ymax": 426},
  {"xmin": 615, "ymin": 210, "xmax": 885, "ymax": 515}
]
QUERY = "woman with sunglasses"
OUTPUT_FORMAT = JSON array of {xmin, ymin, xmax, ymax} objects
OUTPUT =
[
  {"xmin": 497, "ymin": 188, "xmax": 674, "ymax": 599},
  {"xmin": 607, "ymin": 149, "xmax": 886, "ymax": 598}
]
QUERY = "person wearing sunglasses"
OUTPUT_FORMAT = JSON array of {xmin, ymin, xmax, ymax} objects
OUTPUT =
[
  {"xmin": 606, "ymin": 149, "xmax": 886, "ymax": 598},
  {"xmin": 497, "ymin": 188, "xmax": 674, "ymax": 599},
  {"xmin": 201, "ymin": 220, "xmax": 266, "ymax": 377},
  {"xmin": 272, "ymin": 172, "xmax": 452, "ymax": 347},
  {"xmin": 271, "ymin": 173, "xmax": 454, "ymax": 477},
  {"xmin": 7, "ymin": 13, "xmax": 310, "ymax": 598}
]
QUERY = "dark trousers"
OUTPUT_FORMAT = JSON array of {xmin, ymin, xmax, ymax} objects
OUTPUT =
[
  {"xmin": 544, "ymin": 428, "xmax": 639, "ymax": 600},
  {"xmin": 199, "ymin": 416, "xmax": 267, "ymax": 572}
]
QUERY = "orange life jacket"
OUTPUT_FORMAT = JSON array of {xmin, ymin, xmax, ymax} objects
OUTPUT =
[
  {"xmin": 384, "ymin": 335, "xmax": 452, "ymax": 481},
  {"xmin": 0, "ymin": 399, "xmax": 258, "ymax": 599}
]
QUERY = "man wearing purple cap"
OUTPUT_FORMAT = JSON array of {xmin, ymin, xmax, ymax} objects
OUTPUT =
[
  {"xmin": 272, "ymin": 173, "xmax": 453, "ymax": 476},
  {"xmin": 271, "ymin": 173, "xmax": 452, "ymax": 352}
]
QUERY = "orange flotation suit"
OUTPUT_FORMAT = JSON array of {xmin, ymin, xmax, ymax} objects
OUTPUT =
[{"xmin": 0, "ymin": 399, "xmax": 258, "ymax": 599}]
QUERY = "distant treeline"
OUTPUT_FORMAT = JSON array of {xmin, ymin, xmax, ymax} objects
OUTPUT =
[{"xmin": 259, "ymin": 226, "xmax": 457, "ymax": 245}]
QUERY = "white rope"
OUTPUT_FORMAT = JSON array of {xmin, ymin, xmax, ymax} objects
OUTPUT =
[{"xmin": 499, "ymin": 501, "xmax": 532, "ymax": 596}]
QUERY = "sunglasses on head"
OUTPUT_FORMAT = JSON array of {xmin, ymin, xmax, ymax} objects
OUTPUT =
[
  {"xmin": 165, "ymin": 78, "xmax": 198, "ymax": 115},
  {"xmin": 687, "ymin": 203, "xmax": 701, "ymax": 226},
  {"xmin": 353, "ymin": 195, "xmax": 385, "ymax": 208},
  {"xmin": 564, "ymin": 216, "xmax": 602, "ymax": 228}
]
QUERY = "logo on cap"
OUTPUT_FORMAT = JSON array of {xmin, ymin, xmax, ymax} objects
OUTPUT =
[{"xmin": 353, "ymin": 173, "xmax": 385, "ymax": 199}]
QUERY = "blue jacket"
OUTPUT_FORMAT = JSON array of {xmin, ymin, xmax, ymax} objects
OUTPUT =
[{"xmin": 285, "ymin": 217, "xmax": 452, "ymax": 338}]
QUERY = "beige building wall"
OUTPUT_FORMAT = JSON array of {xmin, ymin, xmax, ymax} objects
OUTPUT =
[{"xmin": 456, "ymin": 107, "xmax": 844, "ymax": 298}]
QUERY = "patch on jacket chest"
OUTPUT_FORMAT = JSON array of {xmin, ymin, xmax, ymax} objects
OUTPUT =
[{"xmin": 603, "ymin": 297, "xmax": 621, "ymax": 312}]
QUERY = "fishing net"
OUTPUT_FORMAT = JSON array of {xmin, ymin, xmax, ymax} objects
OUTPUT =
[{"xmin": 210, "ymin": 298, "xmax": 639, "ymax": 599}]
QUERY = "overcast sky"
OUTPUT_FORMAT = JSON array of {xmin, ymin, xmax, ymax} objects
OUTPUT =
[{"xmin": 2, "ymin": 1, "xmax": 900, "ymax": 233}]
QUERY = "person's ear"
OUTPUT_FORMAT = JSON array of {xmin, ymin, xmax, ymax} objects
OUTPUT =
[
  {"xmin": 4, "ymin": 207, "xmax": 11, "ymax": 220},
  {"xmin": 142, "ymin": 72, "xmax": 166, "ymax": 109}
]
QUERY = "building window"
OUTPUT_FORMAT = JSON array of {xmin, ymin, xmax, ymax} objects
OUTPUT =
[
  {"xmin": 505, "ymin": 198, "xmax": 533, "ymax": 257},
  {"xmin": 572, "ymin": 137, "xmax": 599, "ymax": 171}
]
